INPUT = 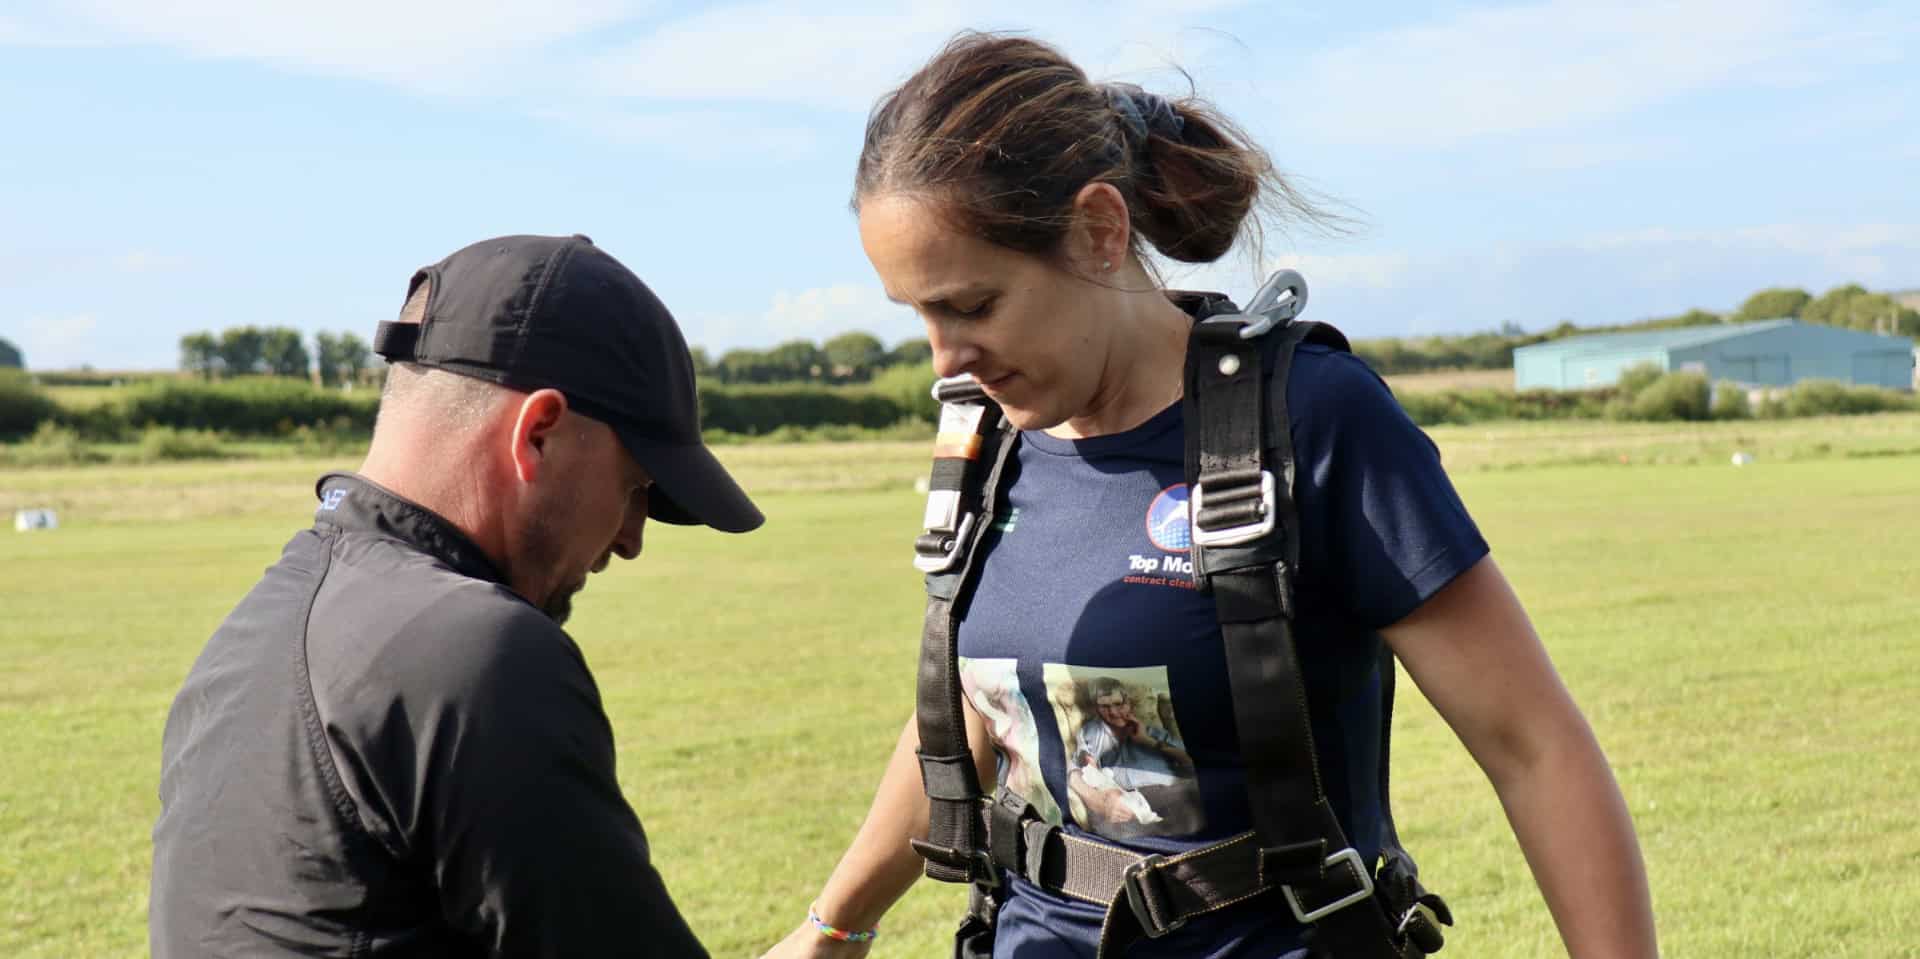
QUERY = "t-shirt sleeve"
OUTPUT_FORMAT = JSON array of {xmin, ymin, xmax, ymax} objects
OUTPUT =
[
  {"xmin": 383, "ymin": 599, "xmax": 708, "ymax": 958},
  {"xmin": 1288, "ymin": 348, "xmax": 1490, "ymax": 630}
]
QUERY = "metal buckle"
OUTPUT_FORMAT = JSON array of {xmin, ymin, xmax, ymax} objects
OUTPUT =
[
  {"xmin": 913, "ymin": 512, "xmax": 975, "ymax": 573},
  {"xmin": 1397, "ymin": 902, "xmax": 1432, "ymax": 935},
  {"xmin": 1121, "ymin": 854, "xmax": 1187, "ymax": 938},
  {"xmin": 930, "ymin": 373, "xmax": 986, "ymax": 404},
  {"xmin": 1194, "ymin": 270, "xmax": 1310, "ymax": 344},
  {"xmin": 1282, "ymin": 847, "xmax": 1374, "ymax": 924},
  {"xmin": 969, "ymin": 845, "xmax": 1001, "ymax": 889},
  {"xmin": 912, "ymin": 838, "xmax": 1000, "ymax": 888},
  {"xmin": 1239, "ymin": 269, "xmax": 1308, "ymax": 338},
  {"xmin": 1189, "ymin": 471, "xmax": 1276, "ymax": 547}
]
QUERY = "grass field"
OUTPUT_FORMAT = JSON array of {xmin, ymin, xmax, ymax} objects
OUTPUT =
[{"xmin": 3, "ymin": 416, "xmax": 1919, "ymax": 957}]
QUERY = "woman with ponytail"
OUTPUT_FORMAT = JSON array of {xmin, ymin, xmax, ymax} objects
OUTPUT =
[{"xmin": 766, "ymin": 32, "xmax": 1656, "ymax": 959}]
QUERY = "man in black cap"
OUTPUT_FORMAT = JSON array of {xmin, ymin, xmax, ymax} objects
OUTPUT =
[{"xmin": 151, "ymin": 235, "xmax": 758, "ymax": 958}]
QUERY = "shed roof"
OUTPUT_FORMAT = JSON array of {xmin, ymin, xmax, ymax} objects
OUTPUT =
[{"xmin": 1514, "ymin": 319, "xmax": 1796, "ymax": 357}]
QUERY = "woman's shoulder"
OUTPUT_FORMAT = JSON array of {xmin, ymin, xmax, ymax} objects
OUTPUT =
[{"xmin": 1271, "ymin": 339, "xmax": 1404, "ymax": 431}]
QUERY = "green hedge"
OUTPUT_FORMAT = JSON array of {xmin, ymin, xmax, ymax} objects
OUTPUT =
[
  {"xmin": 1395, "ymin": 387, "xmax": 1613, "ymax": 427},
  {"xmin": 0, "ymin": 371, "xmax": 60, "ymax": 440},
  {"xmin": 1625, "ymin": 372, "xmax": 1712, "ymax": 422},
  {"xmin": 865, "ymin": 362, "xmax": 940, "ymax": 425},
  {"xmin": 697, "ymin": 383, "xmax": 915, "ymax": 435},
  {"xmin": 5, "ymin": 366, "xmax": 1916, "ymax": 454},
  {"xmin": 1769, "ymin": 379, "xmax": 1916, "ymax": 418},
  {"xmin": 117, "ymin": 378, "xmax": 379, "ymax": 435},
  {"xmin": 1711, "ymin": 381, "xmax": 1752, "ymax": 420}
]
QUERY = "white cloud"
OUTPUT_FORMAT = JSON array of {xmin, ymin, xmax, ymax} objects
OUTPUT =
[
  {"xmin": 19, "ymin": 314, "xmax": 101, "ymax": 367},
  {"xmin": 1580, "ymin": 223, "xmax": 1920, "ymax": 290},
  {"xmin": 584, "ymin": 4, "xmax": 960, "ymax": 111},
  {"xmin": 10, "ymin": 0, "xmax": 1260, "ymax": 108},
  {"xmin": 1280, "ymin": 221, "xmax": 1920, "ymax": 338},
  {"xmin": 534, "ymin": 107, "xmax": 825, "ymax": 160},
  {"xmin": 681, "ymin": 221, "xmax": 1920, "ymax": 351},
  {"xmin": 0, "ymin": 14, "xmax": 55, "ymax": 43},
  {"xmin": 15, "ymin": 0, "xmax": 651, "ymax": 95},
  {"xmin": 684, "ymin": 282, "xmax": 920, "ymax": 352},
  {"xmin": 114, "ymin": 250, "xmax": 190, "ymax": 273},
  {"xmin": 1286, "ymin": 0, "xmax": 1913, "ymax": 146},
  {"xmin": 582, "ymin": 1, "xmax": 1259, "ymax": 111}
]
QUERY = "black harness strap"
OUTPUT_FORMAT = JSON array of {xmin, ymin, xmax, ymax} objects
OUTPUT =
[
  {"xmin": 911, "ymin": 377, "xmax": 1019, "ymax": 885},
  {"xmin": 1165, "ymin": 314, "xmax": 1432, "ymax": 959}
]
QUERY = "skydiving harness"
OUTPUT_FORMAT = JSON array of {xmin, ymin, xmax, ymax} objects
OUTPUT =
[{"xmin": 909, "ymin": 271, "xmax": 1453, "ymax": 958}]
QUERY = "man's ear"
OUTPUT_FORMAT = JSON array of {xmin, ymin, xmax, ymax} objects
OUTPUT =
[
  {"xmin": 508, "ymin": 389, "xmax": 570, "ymax": 484},
  {"xmin": 1070, "ymin": 181, "xmax": 1133, "ymax": 275}
]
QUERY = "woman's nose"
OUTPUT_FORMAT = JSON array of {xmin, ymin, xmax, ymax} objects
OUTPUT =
[{"xmin": 928, "ymin": 322, "xmax": 981, "ymax": 379}]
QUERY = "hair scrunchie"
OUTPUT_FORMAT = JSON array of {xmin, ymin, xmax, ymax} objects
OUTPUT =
[{"xmin": 1104, "ymin": 82, "xmax": 1185, "ymax": 146}]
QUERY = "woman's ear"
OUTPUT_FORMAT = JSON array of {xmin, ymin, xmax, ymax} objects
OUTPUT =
[
  {"xmin": 1070, "ymin": 181, "xmax": 1133, "ymax": 275},
  {"xmin": 507, "ymin": 389, "xmax": 570, "ymax": 484}
]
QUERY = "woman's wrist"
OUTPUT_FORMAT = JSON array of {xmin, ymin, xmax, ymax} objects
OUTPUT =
[{"xmin": 807, "ymin": 903, "xmax": 878, "ymax": 944}]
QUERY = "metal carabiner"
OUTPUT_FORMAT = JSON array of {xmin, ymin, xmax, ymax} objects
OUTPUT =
[{"xmin": 1237, "ymin": 269, "xmax": 1310, "ymax": 339}]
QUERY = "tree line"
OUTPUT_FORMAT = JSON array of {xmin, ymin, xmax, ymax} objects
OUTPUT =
[
  {"xmin": 692, "ymin": 282, "xmax": 1918, "ymax": 382},
  {"xmin": 178, "ymin": 328, "xmax": 377, "ymax": 387},
  {"xmin": 171, "ymin": 326, "xmax": 932, "ymax": 388},
  {"xmin": 693, "ymin": 332, "xmax": 932, "ymax": 385},
  {"xmin": 165, "ymin": 282, "xmax": 1916, "ymax": 388}
]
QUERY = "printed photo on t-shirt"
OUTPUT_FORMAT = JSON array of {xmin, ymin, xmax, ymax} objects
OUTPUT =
[
  {"xmin": 1042, "ymin": 664, "xmax": 1205, "ymax": 840},
  {"xmin": 958, "ymin": 657, "xmax": 1062, "ymax": 825}
]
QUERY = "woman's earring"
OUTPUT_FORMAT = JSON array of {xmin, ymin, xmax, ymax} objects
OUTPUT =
[{"xmin": 1101, "ymin": 259, "xmax": 1113, "ymax": 272}]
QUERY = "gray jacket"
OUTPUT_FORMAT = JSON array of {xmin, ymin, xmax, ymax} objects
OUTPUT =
[{"xmin": 151, "ymin": 472, "xmax": 705, "ymax": 957}]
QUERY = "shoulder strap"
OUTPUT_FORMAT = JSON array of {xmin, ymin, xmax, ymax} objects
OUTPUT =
[
  {"xmin": 909, "ymin": 375, "xmax": 1018, "ymax": 885},
  {"xmin": 1182, "ymin": 274, "xmax": 1446, "ymax": 954}
]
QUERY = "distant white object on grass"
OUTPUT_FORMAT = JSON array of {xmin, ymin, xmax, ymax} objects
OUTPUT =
[
  {"xmin": 14, "ymin": 508, "xmax": 59, "ymax": 531},
  {"xmin": 1731, "ymin": 452, "xmax": 1754, "ymax": 467},
  {"xmin": 914, "ymin": 476, "xmax": 931, "ymax": 494}
]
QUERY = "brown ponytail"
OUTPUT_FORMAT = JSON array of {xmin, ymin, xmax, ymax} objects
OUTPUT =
[{"xmin": 854, "ymin": 31, "xmax": 1333, "ymax": 268}]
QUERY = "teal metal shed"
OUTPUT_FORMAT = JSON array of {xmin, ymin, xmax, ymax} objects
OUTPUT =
[{"xmin": 1512, "ymin": 320, "xmax": 1916, "ymax": 391}]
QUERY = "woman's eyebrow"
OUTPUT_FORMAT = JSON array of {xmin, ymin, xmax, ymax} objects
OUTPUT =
[{"xmin": 886, "ymin": 284, "xmax": 994, "ymax": 307}]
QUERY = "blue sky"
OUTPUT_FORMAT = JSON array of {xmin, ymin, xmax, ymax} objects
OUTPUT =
[{"xmin": 2, "ymin": 0, "xmax": 1915, "ymax": 370}]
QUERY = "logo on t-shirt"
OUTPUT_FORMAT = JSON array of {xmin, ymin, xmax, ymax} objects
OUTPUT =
[
  {"xmin": 1126, "ymin": 485, "xmax": 1197, "ymax": 588},
  {"xmin": 1144, "ymin": 485, "xmax": 1191, "ymax": 552}
]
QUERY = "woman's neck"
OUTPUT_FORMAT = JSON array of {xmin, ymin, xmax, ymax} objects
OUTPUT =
[{"xmin": 1048, "ymin": 287, "xmax": 1193, "ymax": 440}]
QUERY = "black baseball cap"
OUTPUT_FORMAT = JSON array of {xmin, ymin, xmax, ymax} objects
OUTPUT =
[{"xmin": 373, "ymin": 234, "xmax": 762, "ymax": 533}]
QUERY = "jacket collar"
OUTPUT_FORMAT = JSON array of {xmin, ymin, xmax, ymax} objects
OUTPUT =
[{"xmin": 312, "ymin": 472, "xmax": 508, "ymax": 586}]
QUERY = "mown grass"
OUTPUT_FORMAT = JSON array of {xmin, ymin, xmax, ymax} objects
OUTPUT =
[{"xmin": 1, "ymin": 423, "xmax": 1917, "ymax": 957}]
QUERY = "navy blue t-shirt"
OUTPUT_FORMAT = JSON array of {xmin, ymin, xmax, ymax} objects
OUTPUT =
[{"xmin": 955, "ymin": 343, "xmax": 1489, "ymax": 958}]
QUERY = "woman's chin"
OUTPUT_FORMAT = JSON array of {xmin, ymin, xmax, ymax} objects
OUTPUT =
[{"xmin": 998, "ymin": 404, "xmax": 1065, "ymax": 433}]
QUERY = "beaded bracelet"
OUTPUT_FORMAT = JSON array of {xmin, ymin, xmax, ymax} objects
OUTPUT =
[{"xmin": 808, "ymin": 905, "xmax": 878, "ymax": 944}]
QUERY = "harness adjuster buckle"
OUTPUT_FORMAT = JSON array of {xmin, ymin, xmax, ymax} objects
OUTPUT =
[
  {"xmin": 1121, "ymin": 854, "xmax": 1187, "ymax": 938},
  {"xmin": 1282, "ymin": 847, "xmax": 1374, "ymax": 924},
  {"xmin": 1190, "ymin": 471, "xmax": 1277, "ymax": 547},
  {"xmin": 913, "ymin": 511, "xmax": 976, "ymax": 573},
  {"xmin": 911, "ymin": 838, "xmax": 1000, "ymax": 888}
]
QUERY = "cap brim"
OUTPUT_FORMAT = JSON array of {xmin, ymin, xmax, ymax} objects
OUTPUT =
[{"xmin": 615, "ymin": 430, "xmax": 763, "ymax": 533}]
